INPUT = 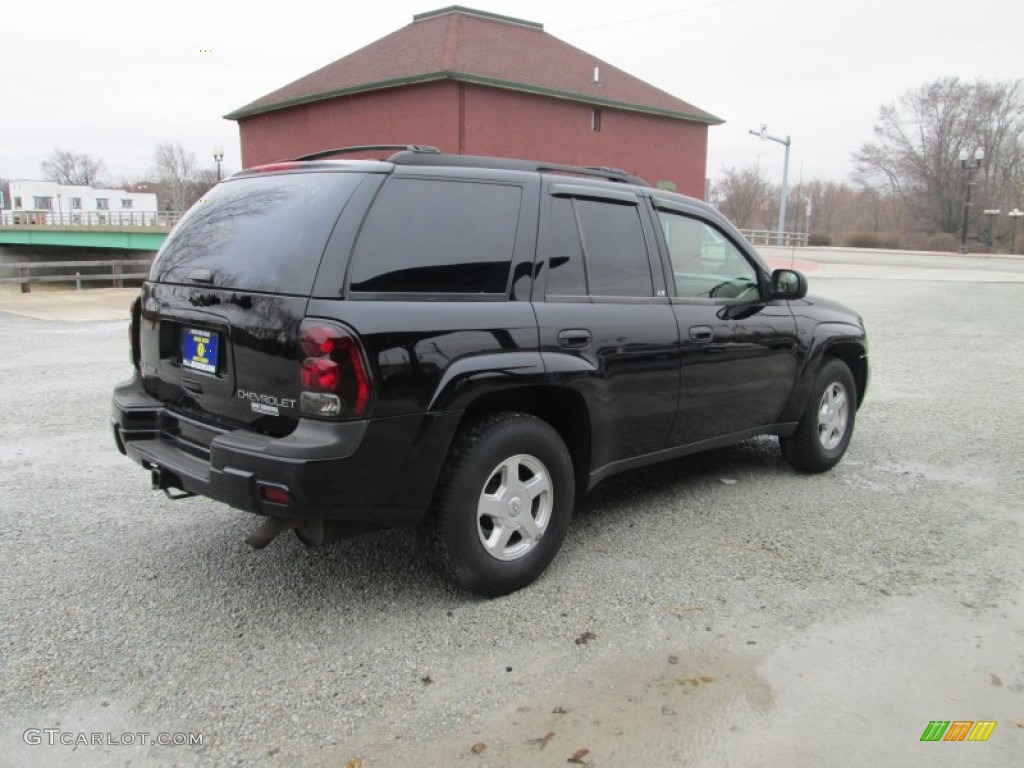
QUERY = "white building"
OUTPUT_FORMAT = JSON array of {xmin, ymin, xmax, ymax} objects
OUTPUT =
[{"xmin": 2, "ymin": 180, "xmax": 159, "ymax": 225}]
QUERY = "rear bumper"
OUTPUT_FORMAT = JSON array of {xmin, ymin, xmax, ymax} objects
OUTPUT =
[{"xmin": 112, "ymin": 375, "xmax": 460, "ymax": 526}]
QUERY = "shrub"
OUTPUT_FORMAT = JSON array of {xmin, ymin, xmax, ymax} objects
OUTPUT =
[
  {"xmin": 844, "ymin": 232, "xmax": 879, "ymax": 248},
  {"xmin": 876, "ymin": 232, "xmax": 902, "ymax": 249},
  {"xmin": 843, "ymin": 231, "xmax": 901, "ymax": 249},
  {"xmin": 808, "ymin": 231, "xmax": 832, "ymax": 246},
  {"xmin": 924, "ymin": 232, "xmax": 959, "ymax": 252}
]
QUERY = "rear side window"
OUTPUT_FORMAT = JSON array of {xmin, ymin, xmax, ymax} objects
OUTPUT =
[
  {"xmin": 349, "ymin": 178, "xmax": 521, "ymax": 294},
  {"xmin": 545, "ymin": 197, "xmax": 587, "ymax": 295},
  {"xmin": 151, "ymin": 172, "xmax": 366, "ymax": 295},
  {"xmin": 575, "ymin": 198, "xmax": 652, "ymax": 297},
  {"xmin": 544, "ymin": 195, "xmax": 653, "ymax": 298}
]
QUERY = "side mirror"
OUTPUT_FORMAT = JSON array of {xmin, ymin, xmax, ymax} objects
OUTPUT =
[{"xmin": 770, "ymin": 269, "xmax": 807, "ymax": 300}]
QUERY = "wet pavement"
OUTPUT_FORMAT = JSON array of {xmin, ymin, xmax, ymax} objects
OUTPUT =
[{"xmin": 305, "ymin": 585, "xmax": 1022, "ymax": 767}]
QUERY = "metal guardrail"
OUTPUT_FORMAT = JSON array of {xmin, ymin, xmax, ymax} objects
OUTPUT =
[
  {"xmin": 0, "ymin": 211, "xmax": 184, "ymax": 228},
  {"xmin": 739, "ymin": 230, "xmax": 809, "ymax": 247},
  {"xmin": 0, "ymin": 259, "xmax": 153, "ymax": 293}
]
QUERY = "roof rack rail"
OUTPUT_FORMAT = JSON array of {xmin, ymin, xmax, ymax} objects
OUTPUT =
[
  {"xmin": 293, "ymin": 145, "xmax": 440, "ymax": 162},
  {"xmin": 387, "ymin": 151, "xmax": 648, "ymax": 186}
]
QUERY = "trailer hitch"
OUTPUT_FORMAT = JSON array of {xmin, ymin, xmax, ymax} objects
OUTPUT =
[{"xmin": 150, "ymin": 466, "xmax": 195, "ymax": 500}]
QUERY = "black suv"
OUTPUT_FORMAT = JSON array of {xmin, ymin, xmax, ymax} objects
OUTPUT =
[{"xmin": 112, "ymin": 146, "xmax": 868, "ymax": 596}]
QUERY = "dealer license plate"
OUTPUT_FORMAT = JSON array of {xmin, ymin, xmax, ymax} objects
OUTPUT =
[{"xmin": 182, "ymin": 327, "xmax": 219, "ymax": 375}]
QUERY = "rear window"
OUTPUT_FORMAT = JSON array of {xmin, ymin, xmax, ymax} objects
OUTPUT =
[
  {"xmin": 348, "ymin": 178, "xmax": 522, "ymax": 294},
  {"xmin": 150, "ymin": 171, "xmax": 366, "ymax": 294}
]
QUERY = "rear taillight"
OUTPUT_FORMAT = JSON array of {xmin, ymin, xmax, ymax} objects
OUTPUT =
[
  {"xmin": 298, "ymin": 320, "xmax": 372, "ymax": 419},
  {"xmin": 301, "ymin": 357, "xmax": 340, "ymax": 392},
  {"xmin": 129, "ymin": 296, "xmax": 141, "ymax": 370}
]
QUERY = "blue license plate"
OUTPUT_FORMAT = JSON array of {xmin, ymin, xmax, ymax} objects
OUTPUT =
[{"xmin": 182, "ymin": 327, "xmax": 219, "ymax": 375}]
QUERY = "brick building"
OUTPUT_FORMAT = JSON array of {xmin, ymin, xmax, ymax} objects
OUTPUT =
[{"xmin": 225, "ymin": 6, "xmax": 722, "ymax": 198}]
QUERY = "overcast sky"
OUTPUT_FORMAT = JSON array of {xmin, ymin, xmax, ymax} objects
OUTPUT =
[{"xmin": 2, "ymin": 0, "xmax": 1020, "ymax": 188}]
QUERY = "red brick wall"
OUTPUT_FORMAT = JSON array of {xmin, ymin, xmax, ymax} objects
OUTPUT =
[
  {"xmin": 237, "ymin": 81, "xmax": 709, "ymax": 198},
  {"xmin": 461, "ymin": 85, "xmax": 708, "ymax": 198},
  {"xmin": 237, "ymin": 81, "xmax": 462, "ymax": 166}
]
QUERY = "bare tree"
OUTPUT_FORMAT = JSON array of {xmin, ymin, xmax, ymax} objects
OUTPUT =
[
  {"xmin": 187, "ymin": 167, "xmax": 221, "ymax": 205},
  {"xmin": 41, "ymin": 149, "xmax": 105, "ymax": 186},
  {"xmin": 711, "ymin": 165, "xmax": 775, "ymax": 229},
  {"xmin": 153, "ymin": 142, "xmax": 199, "ymax": 212},
  {"xmin": 152, "ymin": 143, "xmax": 222, "ymax": 211},
  {"xmin": 113, "ymin": 174, "xmax": 158, "ymax": 194},
  {"xmin": 853, "ymin": 77, "xmax": 1024, "ymax": 238}
]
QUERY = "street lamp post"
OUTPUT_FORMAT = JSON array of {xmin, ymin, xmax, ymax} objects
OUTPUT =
[
  {"xmin": 958, "ymin": 147, "xmax": 985, "ymax": 254},
  {"xmin": 213, "ymin": 146, "xmax": 224, "ymax": 181},
  {"xmin": 982, "ymin": 209, "xmax": 1001, "ymax": 252},
  {"xmin": 749, "ymin": 124, "xmax": 792, "ymax": 246},
  {"xmin": 1009, "ymin": 209, "xmax": 1023, "ymax": 255}
]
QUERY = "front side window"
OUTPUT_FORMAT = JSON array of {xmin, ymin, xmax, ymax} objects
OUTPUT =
[
  {"xmin": 658, "ymin": 211, "xmax": 759, "ymax": 300},
  {"xmin": 349, "ymin": 178, "xmax": 522, "ymax": 294}
]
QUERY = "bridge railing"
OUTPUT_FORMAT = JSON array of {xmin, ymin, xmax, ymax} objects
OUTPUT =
[
  {"xmin": 0, "ymin": 258, "xmax": 154, "ymax": 293},
  {"xmin": 738, "ymin": 230, "xmax": 809, "ymax": 247},
  {"xmin": 0, "ymin": 211, "xmax": 185, "ymax": 228}
]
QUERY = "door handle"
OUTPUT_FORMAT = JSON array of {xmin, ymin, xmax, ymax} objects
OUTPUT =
[
  {"xmin": 689, "ymin": 325, "xmax": 713, "ymax": 343},
  {"xmin": 557, "ymin": 329, "xmax": 592, "ymax": 349}
]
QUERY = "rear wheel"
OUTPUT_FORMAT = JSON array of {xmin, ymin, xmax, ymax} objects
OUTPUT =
[
  {"xmin": 420, "ymin": 412, "xmax": 575, "ymax": 597},
  {"xmin": 780, "ymin": 358, "xmax": 857, "ymax": 472}
]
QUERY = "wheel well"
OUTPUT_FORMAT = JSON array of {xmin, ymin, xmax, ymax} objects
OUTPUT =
[
  {"xmin": 461, "ymin": 387, "xmax": 591, "ymax": 492},
  {"xmin": 823, "ymin": 343, "xmax": 868, "ymax": 409}
]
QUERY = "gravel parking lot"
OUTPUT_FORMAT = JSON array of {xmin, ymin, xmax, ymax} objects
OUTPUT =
[{"xmin": 1, "ymin": 272, "xmax": 1022, "ymax": 767}]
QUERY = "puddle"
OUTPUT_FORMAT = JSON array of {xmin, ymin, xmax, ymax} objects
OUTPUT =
[
  {"xmin": 841, "ymin": 459, "xmax": 998, "ymax": 492},
  {"xmin": 309, "ymin": 650, "xmax": 774, "ymax": 767}
]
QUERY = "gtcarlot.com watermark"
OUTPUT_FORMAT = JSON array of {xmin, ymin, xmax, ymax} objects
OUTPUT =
[{"xmin": 23, "ymin": 729, "xmax": 204, "ymax": 747}]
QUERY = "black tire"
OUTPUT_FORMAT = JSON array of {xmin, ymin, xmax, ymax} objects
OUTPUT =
[
  {"xmin": 419, "ymin": 412, "xmax": 575, "ymax": 597},
  {"xmin": 780, "ymin": 358, "xmax": 857, "ymax": 473}
]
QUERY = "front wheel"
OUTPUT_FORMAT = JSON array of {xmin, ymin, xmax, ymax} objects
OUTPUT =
[
  {"xmin": 780, "ymin": 358, "xmax": 857, "ymax": 473},
  {"xmin": 419, "ymin": 412, "xmax": 575, "ymax": 597}
]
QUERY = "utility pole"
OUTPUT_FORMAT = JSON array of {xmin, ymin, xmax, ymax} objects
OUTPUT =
[
  {"xmin": 958, "ymin": 148, "xmax": 984, "ymax": 254},
  {"xmin": 1008, "ymin": 209, "xmax": 1023, "ymax": 255},
  {"xmin": 749, "ymin": 125, "xmax": 791, "ymax": 246}
]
